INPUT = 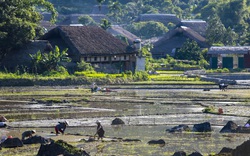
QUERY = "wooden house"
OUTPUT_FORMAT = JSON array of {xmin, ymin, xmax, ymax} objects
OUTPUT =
[
  {"xmin": 40, "ymin": 26, "xmax": 142, "ymax": 73},
  {"xmin": 207, "ymin": 46, "xmax": 250, "ymax": 69},
  {"xmin": 150, "ymin": 26, "xmax": 210, "ymax": 59}
]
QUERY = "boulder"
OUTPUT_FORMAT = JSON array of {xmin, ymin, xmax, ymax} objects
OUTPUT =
[
  {"xmin": 193, "ymin": 122, "xmax": 212, "ymax": 132},
  {"xmin": 167, "ymin": 124, "xmax": 190, "ymax": 133},
  {"xmin": 148, "ymin": 139, "xmax": 165, "ymax": 145},
  {"xmin": 188, "ymin": 152, "xmax": 203, "ymax": 156},
  {"xmin": 0, "ymin": 138, "xmax": 23, "ymax": 148},
  {"xmin": 231, "ymin": 140, "xmax": 250, "ymax": 156},
  {"xmin": 220, "ymin": 121, "xmax": 239, "ymax": 133},
  {"xmin": 22, "ymin": 135, "xmax": 51, "ymax": 144},
  {"xmin": 218, "ymin": 147, "xmax": 233, "ymax": 154},
  {"xmin": 37, "ymin": 140, "xmax": 90, "ymax": 156},
  {"xmin": 172, "ymin": 151, "xmax": 186, "ymax": 156},
  {"xmin": 111, "ymin": 118, "xmax": 125, "ymax": 125}
]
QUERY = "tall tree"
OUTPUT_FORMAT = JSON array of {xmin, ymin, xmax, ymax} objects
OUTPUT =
[
  {"xmin": 0, "ymin": 0, "xmax": 57, "ymax": 59},
  {"xmin": 206, "ymin": 14, "xmax": 227, "ymax": 45},
  {"xmin": 108, "ymin": 1, "xmax": 122, "ymax": 23},
  {"xmin": 78, "ymin": 15, "xmax": 97, "ymax": 26},
  {"xmin": 175, "ymin": 39, "xmax": 202, "ymax": 62},
  {"xmin": 126, "ymin": 21, "xmax": 168, "ymax": 39}
]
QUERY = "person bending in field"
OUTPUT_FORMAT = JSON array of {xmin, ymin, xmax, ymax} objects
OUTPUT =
[
  {"xmin": 22, "ymin": 130, "xmax": 36, "ymax": 140},
  {"xmin": 94, "ymin": 120, "xmax": 105, "ymax": 140},
  {"xmin": 55, "ymin": 121, "xmax": 69, "ymax": 135}
]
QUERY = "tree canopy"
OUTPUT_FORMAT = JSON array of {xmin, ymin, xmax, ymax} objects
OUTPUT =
[{"xmin": 0, "ymin": 0, "xmax": 57, "ymax": 59}]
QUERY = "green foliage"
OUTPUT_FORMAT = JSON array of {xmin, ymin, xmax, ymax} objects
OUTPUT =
[
  {"xmin": 133, "ymin": 71, "xmax": 149, "ymax": 81},
  {"xmin": 43, "ymin": 66, "xmax": 69, "ymax": 77},
  {"xmin": 149, "ymin": 75, "xmax": 199, "ymax": 81},
  {"xmin": 202, "ymin": 105, "xmax": 217, "ymax": 113},
  {"xmin": 0, "ymin": 0, "xmax": 57, "ymax": 58},
  {"xmin": 175, "ymin": 39, "xmax": 203, "ymax": 62},
  {"xmin": 107, "ymin": 1, "xmax": 122, "ymax": 23},
  {"xmin": 78, "ymin": 15, "xmax": 97, "ymax": 26},
  {"xmin": 100, "ymin": 19, "xmax": 111, "ymax": 30},
  {"xmin": 115, "ymin": 35, "xmax": 129, "ymax": 45},
  {"xmin": 76, "ymin": 61, "xmax": 95, "ymax": 72},
  {"xmin": 30, "ymin": 46, "xmax": 71, "ymax": 74},
  {"xmin": 126, "ymin": 21, "xmax": 168, "ymax": 39},
  {"xmin": 205, "ymin": 14, "xmax": 227, "ymax": 45},
  {"xmin": 206, "ymin": 68, "xmax": 230, "ymax": 73},
  {"xmin": 55, "ymin": 140, "xmax": 83, "ymax": 155}
]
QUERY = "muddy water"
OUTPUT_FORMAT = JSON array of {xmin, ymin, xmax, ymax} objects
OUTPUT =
[{"xmin": 0, "ymin": 86, "xmax": 250, "ymax": 155}]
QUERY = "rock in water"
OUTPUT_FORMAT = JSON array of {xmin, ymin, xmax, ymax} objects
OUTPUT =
[{"xmin": 111, "ymin": 118, "xmax": 125, "ymax": 125}]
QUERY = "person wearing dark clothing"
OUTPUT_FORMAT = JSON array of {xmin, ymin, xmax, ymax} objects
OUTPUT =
[
  {"xmin": 55, "ymin": 121, "xmax": 68, "ymax": 135},
  {"xmin": 22, "ymin": 130, "xmax": 36, "ymax": 140},
  {"xmin": 95, "ymin": 120, "xmax": 105, "ymax": 140}
]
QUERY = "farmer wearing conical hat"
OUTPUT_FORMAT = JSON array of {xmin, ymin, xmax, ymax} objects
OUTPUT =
[
  {"xmin": 94, "ymin": 120, "xmax": 105, "ymax": 140},
  {"xmin": 55, "ymin": 120, "xmax": 69, "ymax": 135},
  {"xmin": 22, "ymin": 130, "xmax": 36, "ymax": 140}
]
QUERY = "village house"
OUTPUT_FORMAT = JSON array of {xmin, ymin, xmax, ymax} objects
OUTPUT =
[
  {"xmin": 207, "ymin": 46, "xmax": 250, "ymax": 69},
  {"xmin": 107, "ymin": 25, "xmax": 141, "ymax": 45},
  {"xmin": 150, "ymin": 26, "xmax": 210, "ymax": 59},
  {"xmin": 40, "ymin": 26, "xmax": 144, "ymax": 73}
]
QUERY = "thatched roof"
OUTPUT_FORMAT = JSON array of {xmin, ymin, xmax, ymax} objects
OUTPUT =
[
  {"xmin": 134, "ymin": 14, "xmax": 181, "ymax": 26},
  {"xmin": 208, "ymin": 46, "xmax": 250, "ymax": 55},
  {"xmin": 107, "ymin": 25, "xmax": 140, "ymax": 45},
  {"xmin": 176, "ymin": 20, "xmax": 207, "ymax": 37},
  {"xmin": 91, "ymin": 5, "xmax": 109, "ymax": 14},
  {"xmin": 151, "ymin": 26, "xmax": 209, "ymax": 58},
  {"xmin": 41, "ymin": 26, "xmax": 135, "ymax": 58}
]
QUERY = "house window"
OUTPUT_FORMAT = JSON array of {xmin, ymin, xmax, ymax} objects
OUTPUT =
[
  {"xmin": 104, "ymin": 56, "xmax": 107, "ymax": 61},
  {"xmin": 124, "ymin": 55, "xmax": 127, "ymax": 60},
  {"xmin": 84, "ymin": 57, "xmax": 87, "ymax": 61},
  {"xmin": 94, "ymin": 57, "xmax": 97, "ymax": 61}
]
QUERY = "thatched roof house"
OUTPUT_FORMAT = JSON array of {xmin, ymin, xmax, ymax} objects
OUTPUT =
[
  {"xmin": 208, "ymin": 46, "xmax": 250, "ymax": 69},
  {"xmin": 134, "ymin": 14, "xmax": 181, "ymax": 26},
  {"xmin": 107, "ymin": 25, "xmax": 140, "ymax": 45},
  {"xmin": 151, "ymin": 26, "xmax": 209, "ymax": 58},
  {"xmin": 176, "ymin": 20, "xmax": 207, "ymax": 37},
  {"xmin": 40, "ymin": 26, "xmax": 139, "ymax": 72}
]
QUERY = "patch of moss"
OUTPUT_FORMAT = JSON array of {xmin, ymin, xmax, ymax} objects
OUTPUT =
[
  {"xmin": 202, "ymin": 105, "xmax": 217, "ymax": 114},
  {"xmin": 55, "ymin": 140, "xmax": 83, "ymax": 155}
]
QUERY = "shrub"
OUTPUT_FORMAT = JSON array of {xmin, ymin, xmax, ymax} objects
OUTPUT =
[{"xmin": 133, "ymin": 71, "xmax": 149, "ymax": 81}]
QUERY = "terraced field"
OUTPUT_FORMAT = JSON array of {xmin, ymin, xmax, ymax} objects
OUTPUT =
[{"xmin": 0, "ymin": 84, "xmax": 250, "ymax": 155}]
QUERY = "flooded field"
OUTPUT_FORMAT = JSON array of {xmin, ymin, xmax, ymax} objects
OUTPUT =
[{"xmin": 0, "ymin": 84, "xmax": 250, "ymax": 155}]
